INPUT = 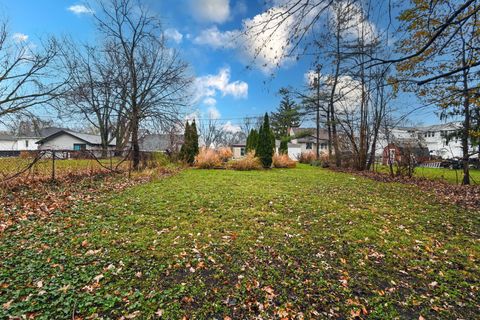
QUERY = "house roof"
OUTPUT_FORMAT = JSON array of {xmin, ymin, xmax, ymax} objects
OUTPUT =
[
  {"xmin": 290, "ymin": 127, "xmax": 329, "ymax": 140},
  {"xmin": 36, "ymin": 129, "xmax": 116, "ymax": 146},
  {"xmin": 139, "ymin": 134, "xmax": 183, "ymax": 151}
]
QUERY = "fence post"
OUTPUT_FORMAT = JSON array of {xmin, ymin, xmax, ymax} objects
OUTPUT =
[
  {"xmin": 110, "ymin": 151, "xmax": 113, "ymax": 170},
  {"xmin": 51, "ymin": 150, "xmax": 56, "ymax": 182}
]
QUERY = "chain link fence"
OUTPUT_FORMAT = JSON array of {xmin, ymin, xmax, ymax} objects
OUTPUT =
[{"xmin": 0, "ymin": 149, "xmax": 162, "ymax": 188}]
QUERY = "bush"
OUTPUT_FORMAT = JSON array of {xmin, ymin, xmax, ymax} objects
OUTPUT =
[
  {"xmin": 151, "ymin": 152, "xmax": 170, "ymax": 167},
  {"xmin": 298, "ymin": 151, "xmax": 317, "ymax": 164},
  {"xmin": 228, "ymin": 152, "xmax": 262, "ymax": 171},
  {"xmin": 194, "ymin": 148, "xmax": 221, "ymax": 169},
  {"xmin": 272, "ymin": 154, "xmax": 296, "ymax": 168},
  {"xmin": 217, "ymin": 147, "xmax": 233, "ymax": 162}
]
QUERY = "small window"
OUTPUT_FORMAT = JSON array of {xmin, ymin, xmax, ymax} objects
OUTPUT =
[
  {"xmin": 431, "ymin": 132, "xmax": 435, "ymax": 137},
  {"xmin": 240, "ymin": 147, "xmax": 245, "ymax": 156},
  {"xmin": 73, "ymin": 144, "xmax": 86, "ymax": 151},
  {"xmin": 321, "ymin": 143, "xmax": 327, "ymax": 150},
  {"xmin": 306, "ymin": 142, "xmax": 313, "ymax": 150},
  {"xmin": 25, "ymin": 140, "xmax": 29, "ymax": 148}
]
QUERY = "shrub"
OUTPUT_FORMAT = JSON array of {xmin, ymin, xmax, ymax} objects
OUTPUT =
[
  {"xmin": 217, "ymin": 147, "xmax": 233, "ymax": 162},
  {"xmin": 256, "ymin": 113, "xmax": 275, "ymax": 168},
  {"xmin": 151, "ymin": 152, "xmax": 170, "ymax": 167},
  {"xmin": 298, "ymin": 151, "xmax": 317, "ymax": 164},
  {"xmin": 272, "ymin": 154, "xmax": 296, "ymax": 168},
  {"xmin": 228, "ymin": 152, "xmax": 262, "ymax": 171},
  {"xmin": 19, "ymin": 151, "xmax": 34, "ymax": 159},
  {"xmin": 194, "ymin": 148, "xmax": 221, "ymax": 169}
]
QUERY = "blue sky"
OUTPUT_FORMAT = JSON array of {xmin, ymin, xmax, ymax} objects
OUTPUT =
[{"xmin": 0, "ymin": 0, "xmax": 441, "ymax": 130}]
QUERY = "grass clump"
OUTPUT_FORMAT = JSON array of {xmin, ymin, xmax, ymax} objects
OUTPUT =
[
  {"xmin": 228, "ymin": 152, "xmax": 262, "ymax": 170},
  {"xmin": 194, "ymin": 147, "xmax": 221, "ymax": 169},
  {"xmin": 298, "ymin": 151, "xmax": 316, "ymax": 164},
  {"xmin": 272, "ymin": 154, "xmax": 296, "ymax": 168}
]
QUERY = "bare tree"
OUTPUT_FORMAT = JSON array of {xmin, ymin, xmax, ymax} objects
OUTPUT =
[
  {"xmin": 93, "ymin": 0, "xmax": 192, "ymax": 169},
  {"xmin": 0, "ymin": 22, "xmax": 65, "ymax": 120},
  {"xmin": 199, "ymin": 117, "xmax": 223, "ymax": 148},
  {"xmin": 60, "ymin": 40, "xmax": 122, "ymax": 152}
]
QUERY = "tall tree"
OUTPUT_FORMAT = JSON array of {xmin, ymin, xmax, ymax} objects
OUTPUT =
[
  {"xmin": 93, "ymin": 0, "xmax": 191, "ymax": 170},
  {"xmin": 256, "ymin": 113, "xmax": 275, "ymax": 168},
  {"xmin": 270, "ymin": 88, "xmax": 301, "ymax": 138},
  {"xmin": 0, "ymin": 22, "xmax": 65, "ymax": 120},
  {"xmin": 396, "ymin": 0, "xmax": 480, "ymax": 184},
  {"xmin": 246, "ymin": 129, "xmax": 259, "ymax": 153}
]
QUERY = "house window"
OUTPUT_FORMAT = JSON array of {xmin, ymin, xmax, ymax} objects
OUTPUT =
[
  {"xmin": 240, "ymin": 147, "xmax": 245, "ymax": 156},
  {"xmin": 306, "ymin": 142, "xmax": 313, "ymax": 150},
  {"xmin": 25, "ymin": 140, "xmax": 29, "ymax": 148},
  {"xmin": 73, "ymin": 144, "xmax": 86, "ymax": 151},
  {"xmin": 321, "ymin": 143, "xmax": 327, "ymax": 150},
  {"xmin": 431, "ymin": 131, "xmax": 435, "ymax": 137}
]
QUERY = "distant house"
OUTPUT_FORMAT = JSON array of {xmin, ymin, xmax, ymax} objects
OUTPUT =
[
  {"xmin": 139, "ymin": 134, "xmax": 183, "ymax": 153},
  {"xmin": 382, "ymin": 140, "xmax": 430, "ymax": 165},
  {"xmin": 36, "ymin": 129, "xmax": 116, "ymax": 151},
  {"xmin": 0, "ymin": 134, "xmax": 40, "ymax": 151},
  {"xmin": 376, "ymin": 122, "xmax": 475, "ymax": 159},
  {"xmin": 231, "ymin": 142, "xmax": 246, "ymax": 159},
  {"xmin": 287, "ymin": 127, "xmax": 330, "ymax": 159}
]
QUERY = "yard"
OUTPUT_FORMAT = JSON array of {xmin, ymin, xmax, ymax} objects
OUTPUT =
[
  {"xmin": 0, "ymin": 165, "xmax": 478, "ymax": 319},
  {"xmin": 375, "ymin": 165, "xmax": 480, "ymax": 185}
]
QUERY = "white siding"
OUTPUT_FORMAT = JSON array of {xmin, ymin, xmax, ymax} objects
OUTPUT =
[
  {"xmin": 0, "ymin": 140, "xmax": 16, "ymax": 150},
  {"xmin": 38, "ymin": 134, "xmax": 88, "ymax": 150}
]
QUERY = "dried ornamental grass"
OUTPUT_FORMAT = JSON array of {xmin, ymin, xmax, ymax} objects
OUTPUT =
[
  {"xmin": 273, "ymin": 154, "xmax": 296, "ymax": 168},
  {"xmin": 229, "ymin": 152, "xmax": 262, "ymax": 170},
  {"xmin": 194, "ymin": 148, "xmax": 221, "ymax": 169}
]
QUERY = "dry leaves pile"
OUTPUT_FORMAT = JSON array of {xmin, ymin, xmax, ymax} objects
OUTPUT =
[
  {"xmin": 0, "ymin": 167, "xmax": 179, "ymax": 233},
  {"xmin": 333, "ymin": 167, "xmax": 480, "ymax": 209}
]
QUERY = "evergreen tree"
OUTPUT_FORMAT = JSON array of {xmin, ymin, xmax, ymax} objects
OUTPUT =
[
  {"xmin": 279, "ymin": 139, "xmax": 288, "ymax": 154},
  {"xmin": 190, "ymin": 119, "xmax": 199, "ymax": 162},
  {"xmin": 246, "ymin": 129, "xmax": 259, "ymax": 153},
  {"xmin": 270, "ymin": 88, "xmax": 301, "ymax": 139},
  {"xmin": 256, "ymin": 113, "xmax": 275, "ymax": 168},
  {"xmin": 179, "ymin": 121, "xmax": 190, "ymax": 162}
]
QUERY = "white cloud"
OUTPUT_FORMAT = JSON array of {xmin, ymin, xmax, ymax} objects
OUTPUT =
[
  {"xmin": 194, "ymin": 67, "xmax": 248, "ymax": 105},
  {"xmin": 68, "ymin": 4, "xmax": 94, "ymax": 15},
  {"xmin": 190, "ymin": 0, "xmax": 230, "ymax": 24},
  {"xmin": 304, "ymin": 70, "xmax": 362, "ymax": 113},
  {"xmin": 192, "ymin": 6, "xmax": 295, "ymax": 73},
  {"xmin": 222, "ymin": 121, "xmax": 241, "ymax": 133},
  {"xmin": 12, "ymin": 33, "xmax": 28, "ymax": 43},
  {"xmin": 193, "ymin": 26, "xmax": 238, "ymax": 49},
  {"xmin": 164, "ymin": 28, "xmax": 183, "ymax": 44},
  {"xmin": 203, "ymin": 97, "xmax": 217, "ymax": 107},
  {"xmin": 207, "ymin": 106, "xmax": 221, "ymax": 119}
]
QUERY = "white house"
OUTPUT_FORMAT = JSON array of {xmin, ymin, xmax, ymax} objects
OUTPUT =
[
  {"xmin": 36, "ymin": 129, "xmax": 116, "ymax": 151},
  {"xmin": 0, "ymin": 134, "xmax": 40, "ymax": 151},
  {"xmin": 287, "ymin": 127, "xmax": 329, "ymax": 160},
  {"xmin": 375, "ymin": 122, "xmax": 475, "ymax": 159}
]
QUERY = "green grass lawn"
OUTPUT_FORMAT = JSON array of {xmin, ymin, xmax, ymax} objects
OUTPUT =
[
  {"xmin": 375, "ymin": 165, "xmax": 480, "ymax": 185},
  {"xmin": 1, "ymin": 165, "xmax": 478, "ymax": 319}
]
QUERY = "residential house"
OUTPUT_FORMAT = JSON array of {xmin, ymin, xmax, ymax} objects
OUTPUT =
[
  {"xmin": 36, "ymin": 129, "xmax": 116, "ymax": 152},
  {"xmin": 231, "ymin": 142, "xmax": 246, "ymax": 159},
  {"xmin": 382, "ymin": 140, "xmax": 430, "ymax": 165},
  {"xmin": 376, "ymin": 122, "xmax": 474, "ymax": 160},
  {"xmin": 139, "ymin": 134, "xmax": 183, "ymax": 153},
  {"xmin": 287, "ymin": 127, "xmax": 330, "ymax": 160}
]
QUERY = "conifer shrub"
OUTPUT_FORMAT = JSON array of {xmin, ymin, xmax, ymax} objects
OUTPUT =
[
  {"xmin": 256, "ymin": 113, "xmax": 275, "ymax": 168},
  {"xmin": 273, "ymin": 154, "xmax": 296, "ymax": 168}
]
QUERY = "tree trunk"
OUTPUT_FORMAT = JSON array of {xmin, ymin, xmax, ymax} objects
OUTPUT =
[{"xmin": 131, "ymin": 105, "xmax": 140, "ymax": 170}]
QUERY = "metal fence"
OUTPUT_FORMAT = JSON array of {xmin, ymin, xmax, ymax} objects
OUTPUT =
[{"xmin": 0, "ymin": 149, "xmax": 160, "ymax": 187}]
